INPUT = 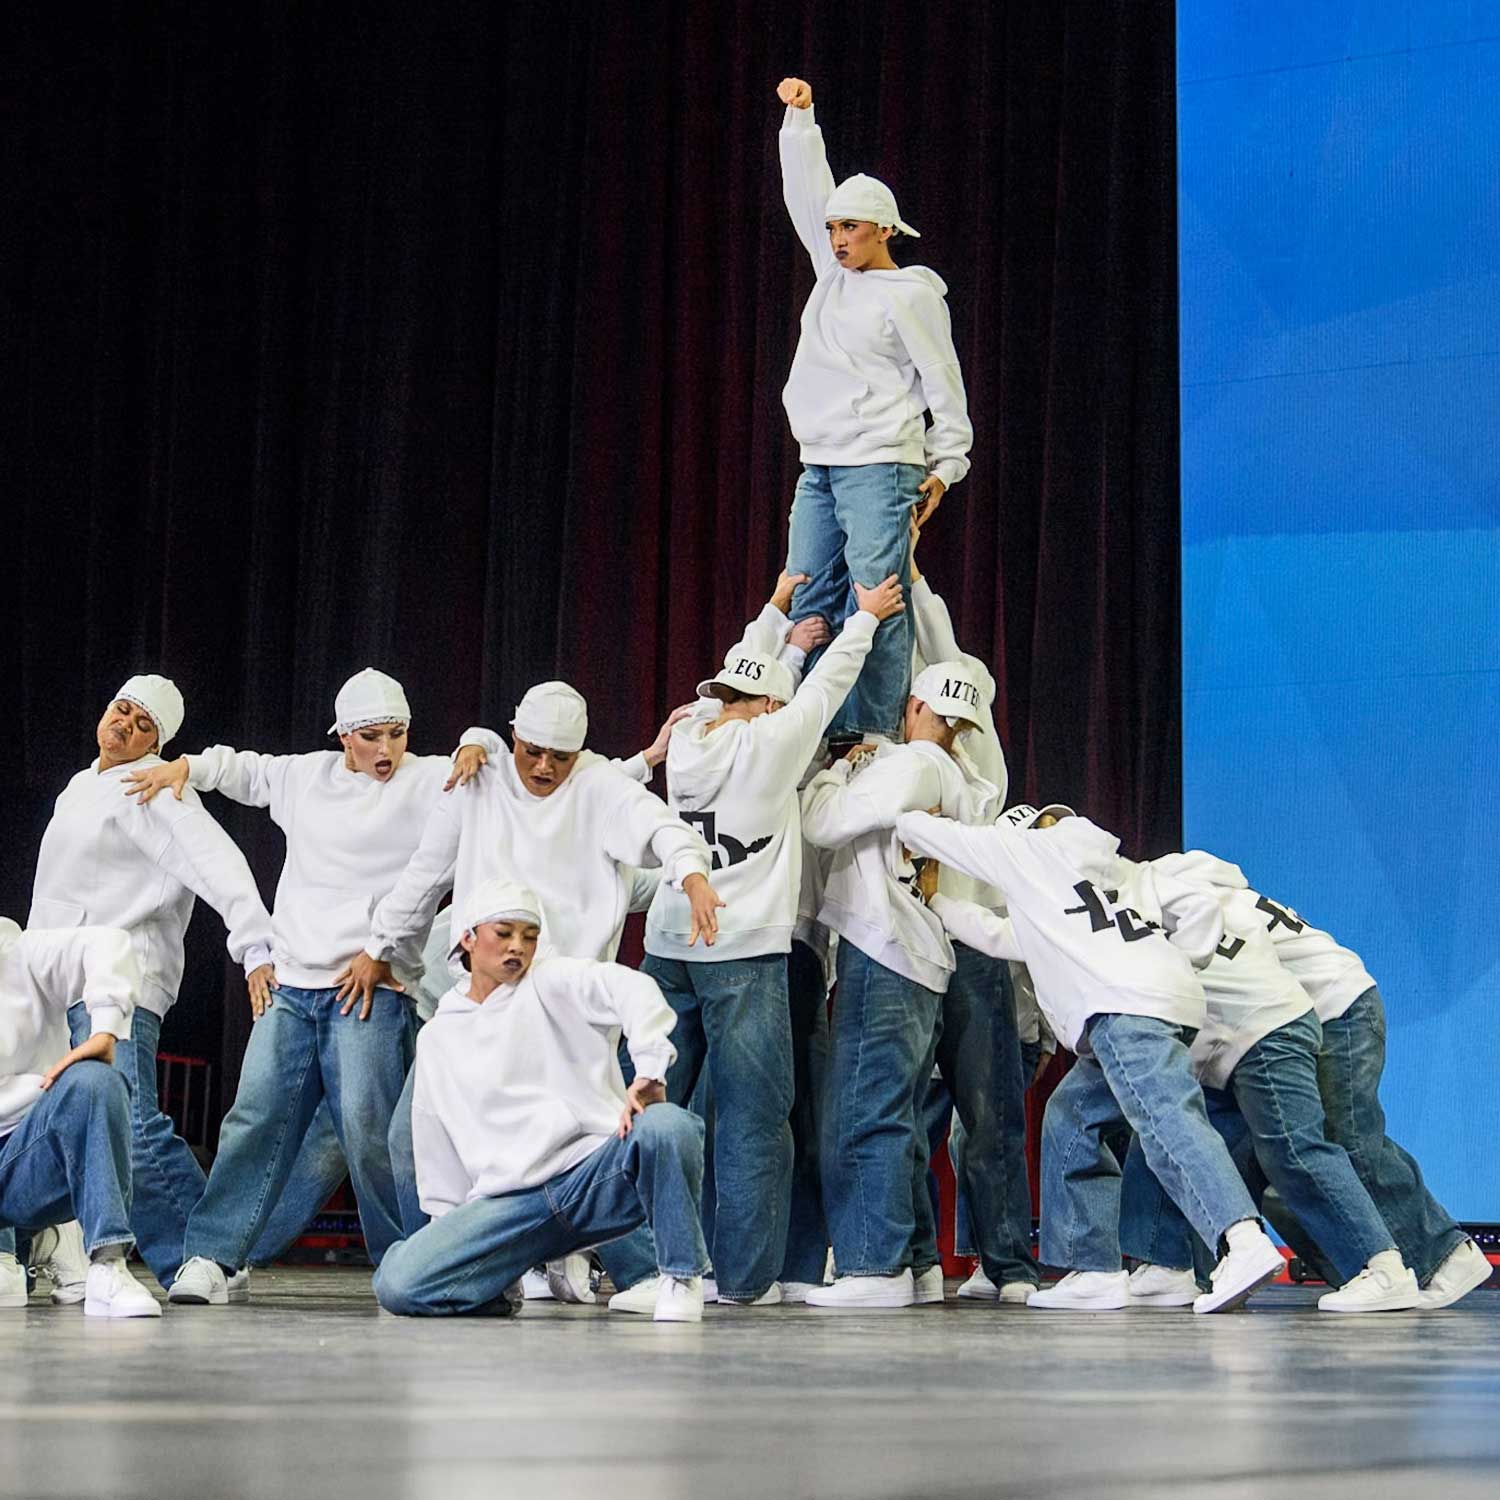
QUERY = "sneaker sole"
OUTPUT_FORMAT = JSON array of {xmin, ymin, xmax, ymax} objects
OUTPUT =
[
  {"xmin": 166, "ymin": 1291, "xmax": 228, "ymax": 1306},
  {"xmin": 652, "ymin": 1311, "xmax": 704, "ymax": 1323},
  {"xmin": 49, "ymin": 1288, "xmax": 88, "ymax": 1306},
  {"xmin": 0, "ymin": 1293, "xmax": 28, "ymax": 1309},
  {"xmin": 1194, "ymin": 1257, "xmax": 1282, "ymax": 1315},
  {"xmin": 805, "ymin": 1294, "xmax": 916, "ymax": 1309},
  {"xmin": 956, "ymin": 1289, "xmax": 1000, "ymax": 1301},
  {"xmin": 84, "ymin": 1299, "xmax": 162, "ymax": 1318},
  {"xmin": 1026, "ymin": 1295, "xmax": 1129, "ymax": 1310},
  {"xmin": 1128, "ymin": 1292, "xmax": 1197, "ymax": 1308},
  {"xmin": 1319, "ymin": 1291, "xmax": 1423, "ymax": 1313}
]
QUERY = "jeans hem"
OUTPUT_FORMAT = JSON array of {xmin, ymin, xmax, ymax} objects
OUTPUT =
[{"xmin": 83, "ymin": 1234, "xmax": 136, "ymax": 1256}]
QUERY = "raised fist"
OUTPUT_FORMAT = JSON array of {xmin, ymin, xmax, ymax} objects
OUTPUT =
[{"xmin": 777, "ymin": 77, "xmax": 812, "ymax": 109}]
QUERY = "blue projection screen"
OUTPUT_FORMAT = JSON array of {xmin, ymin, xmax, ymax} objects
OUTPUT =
[{"xmin": 1178, "ymin": 4, "xmax": 1500, "ymax": 1220}]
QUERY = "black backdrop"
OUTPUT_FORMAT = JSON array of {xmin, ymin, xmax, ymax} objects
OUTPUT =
[{"xmin": 3, "ymin": 0, "xmax": 1179, "ymax": 1115}]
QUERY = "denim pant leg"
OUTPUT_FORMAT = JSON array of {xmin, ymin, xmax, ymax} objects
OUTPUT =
[
  {"xmin": 1088, "ymin": 1013, "xmax": 1259, "ymax": 1257},
  {"xmin": 908, "ymin": 998, "xmax": 945, "ymax": 1274},
  {"xmin": 1319, "ymin": 988, "xmax": 1464, "ymax": 1285},
  {"xmin": 821, "ymin": 942, "xmax": 939, "ymax": 1277},
  {"xmin": 70, "ymin": 1002, "xmax": 207, "ymax": 1287},
  {"xmin": 786, "ymin": 465, "xmax": 849, "ymax": 654},
  {"xmin": 183, "ymin": 987, "xmax": 325, "ymax": 1271},
  {"xmin": 318, "ymin": 987, "xmax": 413, "ymax": 1265},
  {"xmin": 938, "ymin": 946, "xmax": 1040, "ymax": 1285},
  {"xmin": 1038, "ymin": 1055, "xmax": 1128, "ymax": 1271},
  {"xmin": 0, "ymin": 1063, "xmax": 134, "ymax": 1253},
  {"xmin": 782, "ymin": 939, "xmax": 832, "ymax": 1285},
  {"xmin": 245, "ymin": 1102, "xmax": 349, "ymax": 1266},
  {"xmin": 1230, "ymin": 1012, "xmax": 1395, "ymax": 1285}
]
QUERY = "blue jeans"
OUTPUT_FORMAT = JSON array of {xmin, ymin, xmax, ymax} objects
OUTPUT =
[
  {"xmin": 822, "ymin": 941, "xmax": 942, "ymax": 1277},
  {"xmin": 0, "ymin": 1062, "xmax": 134, "ymax": 1254},
  {"xmin": 373, "ymin": 1105, "xmax": 708, "ymax": 1315},
  {"xmin": 246, "ymin": 1102, "xmax": 349, "ymax": 1265},
  {"xmin": 783, "ymin": 939, "xmax": 832, "ymax": 1284},
  {"xmin": 68, "ymin": 1002, "xmax": 204, "ymax": 1286},
  {"xmin": 1041, "ymin": 1014, "xmax": 1258, "ymax": 1271},
  {"xmin": 643, "ymin": 952, "xmax": 793, "ymax": 1300},
  {"xmin": 183, "ymin": 985, "xmax": 415, "ymax": 1271},
  {"xmin": 952, "ymin": 1037, "xmax": 1042, "ymax": 1257},
  {"xmin": 786, "ymin": 462, "xmax": 921, "ymax": 740},
  {"xmin": 926, "ymin": 946, "xmax": 1039, "ymax": 1285}
]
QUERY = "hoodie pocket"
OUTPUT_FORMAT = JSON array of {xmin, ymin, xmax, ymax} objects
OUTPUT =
[{"xmin": 30, "ymin": 897, "xmax": 86, "ymax": 929}]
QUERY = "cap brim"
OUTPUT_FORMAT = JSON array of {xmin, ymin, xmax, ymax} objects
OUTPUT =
[{"xmin": 894, "ymin": 219, "xmax": 920, "ymax": 237}]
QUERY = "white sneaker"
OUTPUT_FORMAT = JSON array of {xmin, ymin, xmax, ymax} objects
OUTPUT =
[
  {"xmin": 522, "ymin": 1268, "xmax": 553, "ymax": 1300},
  {"xmin": 1318, "ymin": 1260, "xmax": 1421, "ymax": 1313},
  {"xmin": 608, "ymin": 1274, "xmax": 663, "ymax": 1314},
  {"xmin": 1026, "ymin": 1270, "xmax": 1129, "ymax": 1310},
  {"xmin": 167, "ymin": 1256, "xmax": 229, "ymax": 1306},
  {"xmin": 956, "ymin": 1266, "xmax": 998, "ymax": 1300},
  {"xmin": 913, "ymin": 1265, "xmax": 945, "ymax": 1304},
  {"xmin": 226, "ymin": 1268, "xmax": 250, "ymax": 1304},
  {"xmin": 998, "ymin": 1281, "xmax": 1037, "ymax": 1305},
  {"xmin": 545, "ymin": 1254, "xmax": 596, "ymax": 1304},
  {"xmin": 701, "ymin": 1277, "xmax": 720, "ymax": 1304},
  {"xmin": 1418, "ymin": 1240, "xmax": 1492, "ymax": 1311},
  {"xmin": 1128, "ymin": 1263, "xmax": 1199, "ymax": 1308},
  {"xmin": 0, "ymin": 1252, "xmax": 27, "ymax": 1309},
  {"xmin": 720, "ymin": 1282, "xmax": 783, "ymax": 1307},
  {"xmin": 1193, "ymin": 1224, "xmax": 1284, "ymax": 1314},
  {"xmin": 30, "ymin": 1222, "xmax": 89, "ymax": 1305},
  {"xmin": 84, "ymin": 1260, "xmax": 162, "ymax": 1319},
  {"xmin": 779, "ymin": 1281, "xmax": 821, "ymax": 1304},
  {"xmin": 653, "ymin": 1276, "xmax": 705, "ymax": 1323},
  {"xmin": 805, "ymin": 1270, "xmax": 915, "ymax": 1308}
]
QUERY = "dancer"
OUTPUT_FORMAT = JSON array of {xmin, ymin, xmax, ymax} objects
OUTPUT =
[
  {"xmin": 30, "ymin": 677, "xmax": 274, "ymax": 1291},
  {"xmin": 643, "ymin": 571, "xmax": 904, "ymax": 1305},
  {"xmin": 775, "ymin": 75, "xmax": 974, "ymax": 743},
  {"xmin": 372, "ymin": 880, "xmax": 708, "ymax": 1322},
  {"xmin": 0, "ymin": 915, "xmax": 159, "ymax": 1317},
  {"xmin": 119, "ymin": 669, "xmax": 491, "ymax": 1303},
  {"xmin": 798, "ymin": 663, "xmax": 994, "ymax": 1307},
  {"xmin": 895, "ymin": 804, "xmax": 1285, "ymax": 1314}
]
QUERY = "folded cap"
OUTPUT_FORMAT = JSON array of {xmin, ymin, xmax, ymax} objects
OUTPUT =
[
  {"xmin": 695, "ymin": 649, "xmax": 796, "ymax": 706},
  {"xmin": 998, "ymin": 802, "xmax": 1076, "ymax": 831},
  {"xmin": 449, "ymin": 878, "xmax": 544, "ymax": 956},
  {"xmin": 327, "ymin": 668, "xmax": 412, "ymax": 735},
  {"xmin": 910, "ymin": 661, "xmax": 987, "ymax": 728},
  {"xmin": 824, "ymin": 173, "xmax": 919, "ymax": 237},
  {"xmin": 510, "ymin": 681, "xmax": 588, "ymax": 753},
  {"xmin": 117, "ymin": 674, "xmax": 185, "ymax": 748}
]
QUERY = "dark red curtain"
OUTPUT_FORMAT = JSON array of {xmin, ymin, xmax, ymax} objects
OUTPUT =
[{"xmin": 3, "ymin": 0, "xmax": 1179, "ymax": 1105}]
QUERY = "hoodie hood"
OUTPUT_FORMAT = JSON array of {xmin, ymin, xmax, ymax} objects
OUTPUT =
[
  {"xmin": 868, "ymin": 264, "xmax": 948, "ymax": 298},
  {"xmin": 1045, "ymin": 816, "xmax": 1122, "ymax": 885},
  {"xmin": 1151, "ymin": 850, "xmax": 1249, "ymax": 892},
  {"xmin": 664, "ymin": 715, "xmax": 746, "ymax": 813}
]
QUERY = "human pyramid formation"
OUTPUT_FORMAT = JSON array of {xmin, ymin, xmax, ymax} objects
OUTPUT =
[{"xmin": 1, "ymin": 79, "xmax": 1489, "ymax": 1323}]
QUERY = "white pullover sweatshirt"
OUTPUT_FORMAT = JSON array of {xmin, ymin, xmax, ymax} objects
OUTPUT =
[
  {"xmin": 410, "ymin": 958, "xmax": 678, "ymax": 1213},
  {"xmin": 896, "ymin": 813, "xmax": 1221, "ymax": 1051},
  {"xmin": 646, "ymin": 610, "xmax": 878, "ymax": 963},
  {"xmin": 30, "ymin": 757, "xmax": 274, "ymax": 1017},
  {"xmin": 183, "ymin": 736, "xmax": 491, "ymax": 991},
  {"xmin": 0, "ymin": 922, "xmax": 138, "ymax": 1138},
  {"xmin": 367, "ymin": 751, "xmax": 711, "ymax": 967},
  {"xmin": 779, "ymin": 106, "xmax": 973, "ymax": 489},
  {"xmin": 802, "ymin": 741, "xmax": 994, "ymax": 993}
]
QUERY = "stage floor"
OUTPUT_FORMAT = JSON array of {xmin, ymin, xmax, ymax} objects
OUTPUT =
[{"xmin": 1, "ymin": 1268, "xmax": 1496, "ymax": 1500}]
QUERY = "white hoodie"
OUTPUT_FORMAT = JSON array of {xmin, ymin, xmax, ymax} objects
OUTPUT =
[
  {"xmin": 779, "ymin": 106, "xmax": 973, "ymax": 489},
  {"xmin": 366, "ymin": 751, "xmax": 711, "ymax": 967},
  {"xmin": 183, "ymin": 736, "xmax": 491, "ymax": 991},
  {"xmin": 411, "ymin": 957, "xmax": 677, "ymax": 1213},
  {"xmin": 646, "ymin": 611, "xmax": 878, "ymax": 963},
  {"xmin": 802, "ymin": 742, "xmax": 994, "ymax": 993},
  {"xmin": 0, "ymin": 921, "xmax": 138, "ymax": 1138},
  {"xmin": 896, "ymin": 813, "xmax": 1221, "ymax": 1051},
  {"xmin": 30, "ymin": 757, "xmax": 274, "ymax": 1017}
]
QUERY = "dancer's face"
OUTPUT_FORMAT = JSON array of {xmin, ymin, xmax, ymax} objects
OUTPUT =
[
  {"xmin": 463, "ymin": 918, "xmax": 540, "ymax": 988},
  {"xmin": 826, "ymin": 218, "xmax": 892, "ymax": 271},
  {"xmin": 96, "ymin": 699, "xmax": 160, "ymax": 767},
  {"xmin": 513, "ymin": 741, "xmax": 578, "ymax": 797},
  {"xmin": 340, "ymin": 722, "xmax": 408, "ymax": 781}
]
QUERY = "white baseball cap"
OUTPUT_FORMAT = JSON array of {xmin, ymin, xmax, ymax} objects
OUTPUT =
[
  {"xmin": 910, "ymin": 661, "xmax": 987, "ymax": 728},
  {"xmin": 327, "ymin": 668, "xmax": 412, "ymax": 735},
  {"xmin": 696, "ymin": 649, "xmax": 796, "ymax": 705},
  {"xmin": 511, "ymin": 681, "xmax": 588, "ymax": 753},
  {"xmin": 999, "ymin": 802, "xmax": 1076, "ymax": 830},
  {"xmin": 117, "ymin": 674, "xmax": 185, "ymax": 748},
  {"xmin": 449, "ymin": 878, "xmax": 544, "ymax": 957},
  {"xmin": 824, "ymin": 173, "xmax": 920, "ymax": 237}
]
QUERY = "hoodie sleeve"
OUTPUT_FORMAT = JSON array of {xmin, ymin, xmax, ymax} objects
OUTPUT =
[
  {"xmin": 887, "ymin": 287, "xmax": 972, "ymax": 490},
  {"xmin": 411, "ymin": 1057, "xmax": 472, "ymax": 1219},
  {"xmin": 779, "ymin": 104, "xmax": 838, "ymax": 274},
  {"xmin": 366, "ymin": 786, "xmax": 464, "ymax": 960},
  {"xmin": 1153, "ymin": 871, "xmax": 1226, "ymax": 970},
  {"xmin": 597, "ymin": 772, "xmax": 712, "ymax": 891},
  {"xmin": 186, "ymin": 747, "xmax": 294, "ymax": 811},
  {"xmin": 456, "ymin": 726, "xmax": 506, "ymax": 760},
  {"xmin": 895, "ymin": 810, "xmax": 1021, "ymax": 891},
  {"xmin": 764, "ymin": 611, "xmax": 877, "ymax": 772},
  {"xmin": 800, "ymin": 751, "xmax": 940, "ymax": 848},
  {"xmin": 121, "ymin": 794, "xmax": 275, "ymax": 974},
  {"xmin": 540, "ymin": 959, "xmax": 678, "ymax": 1083},
  {"xmin": 612, "ymin": 753, "xmax": 652, "ymax": 785},
  {"xmin": 625, "ymin": 865, "xmax": 662, "ymax": 914},
  {"xmin": 18, "ymin": 926, "xmax": 139, "ymax": 1040},
  {"xmin": 928, "ymin": 893, "xmax": 1024, "ymax": 962}
]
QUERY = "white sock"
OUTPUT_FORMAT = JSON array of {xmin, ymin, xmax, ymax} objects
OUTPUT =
[
  {"xmin": 1368, "ymin": 1249, "xmax": 1404, "ymax": 1278},
  {"xmin": 1224, "ymin": 1219, "xmax": 1263, "ymax": 1253},
  {"xmin": 90, "ymin": 1244, "xmax": 126, "ymax": 1264}
]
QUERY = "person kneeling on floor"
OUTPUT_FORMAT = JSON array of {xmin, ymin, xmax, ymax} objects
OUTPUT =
[{"xmin": 373, "ymin": 879, "xmax": 709, "ymax": 1322}]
